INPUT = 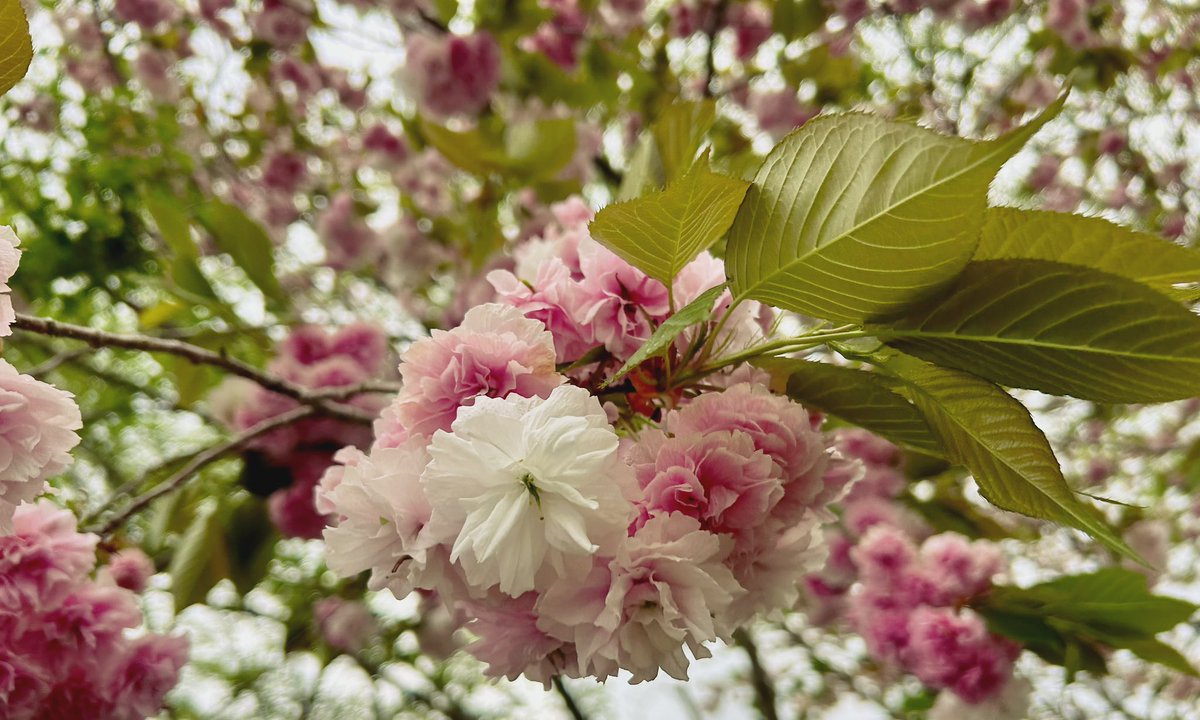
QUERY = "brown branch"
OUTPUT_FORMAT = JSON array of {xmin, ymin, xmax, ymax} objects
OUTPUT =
[
  {"xmin": 12, "ymin": 313, "xmax": 377, "ymax": 424},
  {"xmin": 552, "ymin": 676, "xmax": 587, "ymax": 720},
  {"xmin": 87, "ymin": 405, "xmax": 316, "ymax": 537},
  {"xmin": 735, "ymin": 628, "xmax": 780, "ymax": 720}
]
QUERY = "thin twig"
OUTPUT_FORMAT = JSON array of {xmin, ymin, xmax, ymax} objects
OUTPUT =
[
  {"xmin": 12, "ymin": 314, "xmax": 376, "ymax": 424},
  {"xmin": 735, "ymin": 628, "xmax": 780, "ymax": 720},
  {"xmin": 552, "ymin": 676, "xmax": 587, "ymax": 720},
  {"xmin": 87, "ymin": 405, "xmax": 315, "ymax": 537},
  {"xmin": 25, "ymin": 347, "xmax": 91, "ymax": 378}
]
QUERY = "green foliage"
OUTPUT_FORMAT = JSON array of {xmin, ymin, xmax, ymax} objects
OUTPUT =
[
  {"xmin": 168, "ymin": 501, "xmax": 233, "ymax": 610},
  {"xmin": 605, "ymin": 284, "xmax": 727, "ymax": 385},
  {"xmin": 757, "ymin": 358, "xmax": 944, "ymax": 457},
  {"xmin": 876, "ymin": 259, "xmax": 1200, "ymax": 403},
  {"xmin": 420, "ymin": 117, "xmax": 577, "ymax": 183},
  {"xmin": 884, "ymin": 356, "xmax": 1136, "ymax": 560},
  {"xmin": 725, "ymin": 94, "xmax": 1065, "ymax": 324},
  {"xmin": 979, "ymin": 568, "xmax": 1198, "ymax": 677},
  {"xmin": 976, "ymin": 207, "xmax": 1200, "ymax": 292},
  {"xmin": 589, "ymin": 154, "xmax": 749, "ymax": 287},
  {"xmin": 0, "ymin": 0, "xmax": 31, "ymax": 98},
  {"xmin": 652, "ymin": 100, "xmax": 717, "ymax": 183},
  {"xmin": 195, "ymin": 200, "xmax": 288, "ymax": 309}
]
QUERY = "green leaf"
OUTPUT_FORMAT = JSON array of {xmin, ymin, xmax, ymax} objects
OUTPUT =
[
  {"xmin": 0, "ymin": 0, "xmax": 32, "ymax": 98},
  {"xmin": 168, "ymin": 502, "xmax": 232, "ymax": 610},
  {"xmin": 981, "ymin": 568, "xmax": 1198, "ymax": 676},
  {"xmin": 590, "ymin": 155, "xmax": 750, "ymax": 286},
  {"xmin": 652, "ymin": 100, "xmax": 716, "ymax": 182},
  {"xmin": 422, "ymin": 117, "xmax": 577, "ymax": 181},
  {"xmin": 976, "ymin": 207, "xmax": 1200, "ymax": 292},
  {"xmin": 773, "ymin": 0, "xmax": 828, "ymax": 40},
  {"xmin": 605, "ymin": 284, "xmax": 727, "ymax": 386},
  {"xmin": 617, "ymin": 133, "xmax": 664, "ymax": 202},
  {"xmin": 885, "ymin": 357, "xmax": 1135, "ymax": 560},
  {"xmin": 146, "ymin": 193, "xmax": 197, "ymax": 259},
  {"xmin": 875, "ymin": 259, "xmax": 1200, "ymax": 403},
  {"xmin": 196, "ymin": 200, "xmax": 288, "ymax": 307},
  {"xmin": 726, "ymin": 94, "xmax": 1065, "ymax": 323},
  {"xmin": 755, "ymin": 358, "xmax": 944, "ymax": 457}
]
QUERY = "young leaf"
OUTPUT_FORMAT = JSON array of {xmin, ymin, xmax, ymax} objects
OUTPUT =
[
  {"xmin": 0, "ymin": 0, "xmax": 32, "ymax": 98},
  {"xmin": 875, "ymin": 259, "xmax": 1200, "ymax": 403},
  {"xmin": 605, "ymin": 284, "xmax": 726, "ymax": 386},
  {"xmin": 976, "ymin": 207, "xmax": 1200, "ymax": 292},
  {"xmin": 755, "ymin": 358, "xmax": 944, "ymax": 457},
  {"xmin": 590, "ymin": 157, "xmax": 750, "ymax": 286},
  {"xmin": 885, "ymin": 357, "xmax": 1136, "ymax": 560},
  {"xmin": 726, "ymin": 94, "xmax": 1065, "ymax": 323},
  {"xmin": 618, "ymin": 133, "xmax": 664, "ymax": 201},
  {"xmin": 652, "ymin": 99, "xmax": 717, "ymax": 182},
  {"xmin": 168, "ymin": 502, "xmax": 233, "ymax": 610},
  {"xmin": 980, "ymin": 568, "xmax": 1198, "ymax": 676},
  {"xmin": 196, "ymin": 200, "xmax": 288, "ymax": 308}
]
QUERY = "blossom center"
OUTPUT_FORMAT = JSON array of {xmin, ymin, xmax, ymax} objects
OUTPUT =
[{"xmin": 519, "ymin": 471, "xmax": 543, "ymax": 516}]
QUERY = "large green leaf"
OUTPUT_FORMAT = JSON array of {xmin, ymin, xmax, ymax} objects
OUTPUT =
[
  {"xmin": 875, "ymin": 259, "xmax": 1200, "ymax": 403},
  {"xmin": 652, "ymin": 99, "xmax": 716, "ymax": 182},
  {"xmin": 196, "ymin": 200, "xmax": 288, "ymax": 307},
  {"xmin": 590, "ymin": 157, "xmax": 749, "ymax": 287},
  {"xmin": 168, "ymin": 502, "xmax": 232, "ymax": 610},
  {"xmin": 0, "ymin": 0, "xmax": 32, "ymax": 98},
  {"xmin": 980, "ymin": 568, "xmax": 1197, "ymax": 676},
  {"xmin": 756, "ymin": 358, "xmax": 944, "ymax": 457},
  {"xmin": 605, "ymin": 284, "xmax": 727, "ymax": 386},
  {"xmin": 976, "ymin": 207, "xmax": 1200, "ymax": 292},
  {"xmin": 726, "ymin": 95, "xmax": 1065, "ymax": 323},
  {"xmin": 886, "ymin": 357, "xmax": 1134, "ymax": 560}
]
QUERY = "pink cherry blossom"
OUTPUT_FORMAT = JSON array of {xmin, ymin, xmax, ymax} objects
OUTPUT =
[
  {"xmin": 321, "ymin": 441, "xmax": 437, "ymax": 597},
  {"xmin": 314, "ymin": 597, "xmax": 378, "ymax": 653},
  {"xmin": 905, "ymin": 607, "xmax": 1020, "ymax": 703},
  {"xmin": 104, "ymin": 548, "xmax": 156, "ymax": 593},
  {"xmin": 537, "ymin": 512, "xmax": 743, "ymax": 682},
  {"xmin": 628, "ymin": 428, "xmax": 781, "ymax": 536},
  {"xmin": 252, "ymin": 1, "xmax": 310, "ymax": 48},
  {"xmin": 462, "ymin": 590, "xmax": 581, "ymax": 686},
  {"xmin": 1, "ymin": 226, "xmax": 21, "ymax": 336},
  {"xmin": 390, "ymin": 303, "xmax": 564, "ymax": 438},
  {"xmin": 0, "ymin": 360, "xmax": 83, "ymax": 533},
  {"xmin": 667, "ymin": 383, "xmax": 833, "ymax": 521},
  {"xmin": 403, "ymin": 32, "xmax": 501, "ymax": 118}
]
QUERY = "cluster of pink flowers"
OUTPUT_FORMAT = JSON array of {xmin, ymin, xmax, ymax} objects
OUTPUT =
[
  {"xmin": 802, "ymin": 430, "xmax": 1028, "ymax": 715},
  {"xmin": 0, "ymin": 228, "xmax": 83, "ymax": 533},
  {"xmin": 488, "ymin": 197, "xmax": 763, "ymax": 365},
  {"xmin": 0, "ymin": 502, "xmax": 187, "ymax": 719},
  {"xmin": 522, "ymin": 0, "xmax": 588, "ymax": 70},
  {"xmin": 318, "ymin": 214, "xmax": 857, "ymax": 683},
  {"xmin": 212, "ymin": 323, "xmax": 391, "ymax": 538},
  {"xmin": 403, "ymin": 32, "xmax": 501, "ymax": 118}
]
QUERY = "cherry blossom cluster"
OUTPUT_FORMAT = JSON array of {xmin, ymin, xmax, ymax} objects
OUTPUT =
[
  {"xmin": 803, "ymin": 429, "xmax": 1029, "ymax": 717},
  {"xmin": 489, "ymin": 198, "xmax": 768, "ymax": 365},
  {"xmin": 0, "ymin": 228, "xmax": 82, "ymax": 533},
  {"xmin": 0, "ymin": 502, "xmax": 187, "ymax": 719},
  {"xmin": 316, "ymin": 197, "xmax": 859, "ymax": 684},
  {"xmin": 211, "ymin": 323, "xmax": 391, "ymax": 538}
]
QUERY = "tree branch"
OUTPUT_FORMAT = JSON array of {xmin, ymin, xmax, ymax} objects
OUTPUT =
[
  {"xmin": 735, "ymin": 628, "xmax": 780, "ymax": 720},
  {"xmin": 12, "ymin": 314, "xmax": 381, "ymax": 425},
  {"xmin": 87, "ymin": 405, "xmax": 316, "ymax": 537},
  {"xmin": 552, "ymin": 676, "xmax": 587, "ymax": 720}
]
